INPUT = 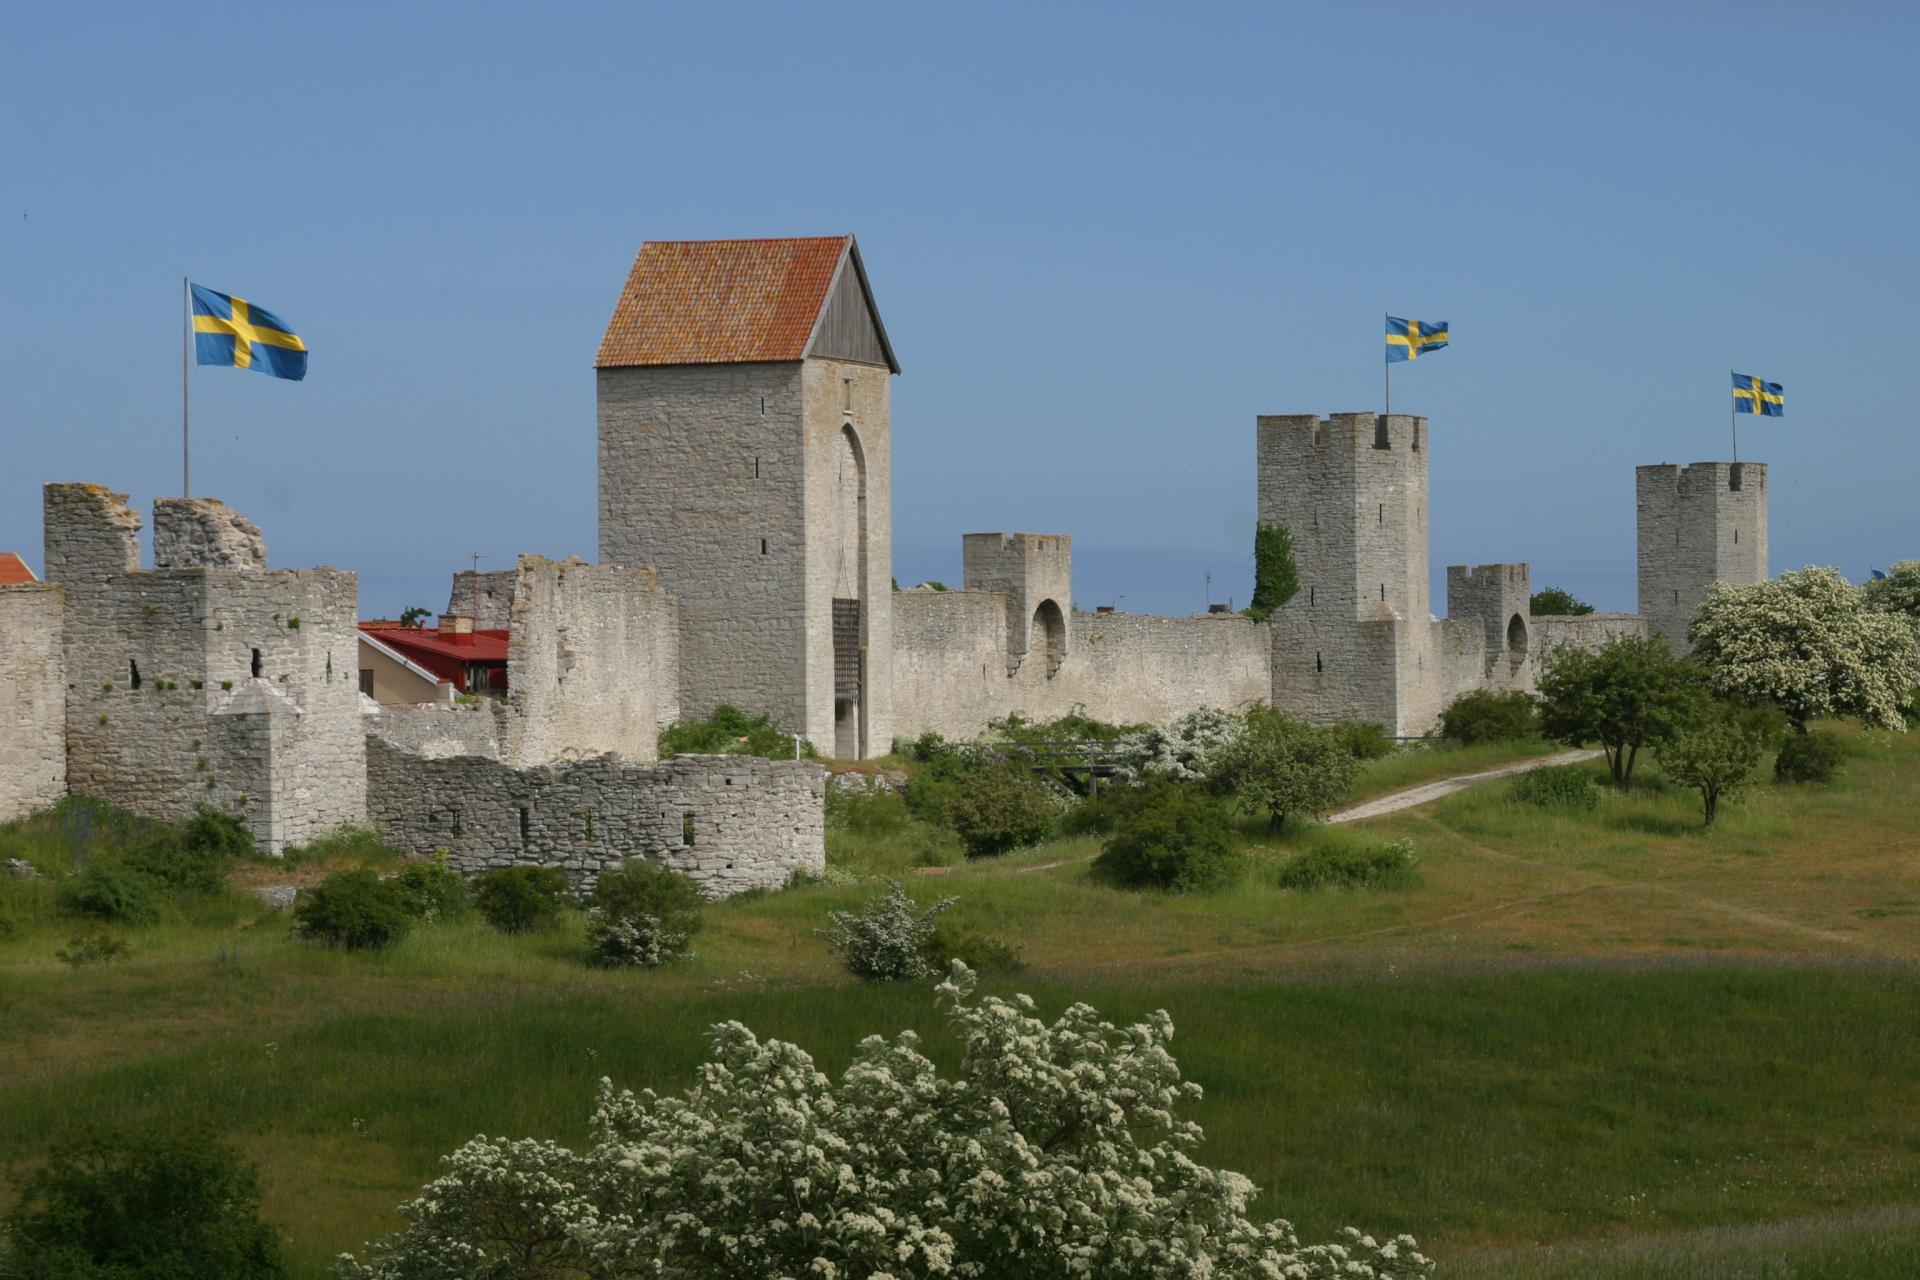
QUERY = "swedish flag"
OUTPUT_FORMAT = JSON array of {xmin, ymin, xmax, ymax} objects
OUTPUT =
[
  {"xmin": 1731, "ymin": 372, "xmax": 1783, "ymax": 417},
  {"xmin": 1386, "ymin": 315, "xmax": 1448, "ymax": 362},
  {"xmin": 191, "ymin": 284, "xmax": 307, "ymax": 381}
]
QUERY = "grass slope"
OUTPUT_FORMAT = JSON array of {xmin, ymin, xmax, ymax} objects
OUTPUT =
[{"xmin": 2, "ymin": 728, "xmax": 1917, "ymax": 1277}]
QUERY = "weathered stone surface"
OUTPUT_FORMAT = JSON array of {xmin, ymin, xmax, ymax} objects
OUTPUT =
[
  {"xmin": 1637, "ymin": 462, "xmax": 1768, "ymax": 651},
  {"xmin": 153, "ymin": 498, "xmax": 267, "ymax": 569},
  {"xmin": 5, "ymin": 858, "xmax": 41, "ymax": 879},
  {"xmin": 0, "ymin": 583, "xmax": 65, "ymax": 823},
  {"xmin": 365, "ymin": 738, "xmax": 823, "ymax": 898}
]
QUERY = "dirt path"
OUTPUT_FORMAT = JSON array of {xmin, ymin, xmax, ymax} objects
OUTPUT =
[
  {"xmin": 1323, "ymin": 749, "xmax": 1604, "ymax": 824},
  {"xmin": 997, "ymin": 748, "xmax": 1604, "ymax": 876}
]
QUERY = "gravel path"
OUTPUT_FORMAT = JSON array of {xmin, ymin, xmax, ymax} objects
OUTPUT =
[{"xmin": 1322, "ymin": 749, "xmax": 1604, "ymax": 825}]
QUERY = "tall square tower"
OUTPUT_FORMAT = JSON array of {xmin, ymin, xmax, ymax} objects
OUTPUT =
[
  {"xmin": 1636, "ymin": 462, "xmax": 1768, "ymax": 650},
  {"xmin": 596, "ymin": 236, "xmax": 899, "ymax": 758}
]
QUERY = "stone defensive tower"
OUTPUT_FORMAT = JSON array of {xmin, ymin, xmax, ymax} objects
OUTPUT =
[
  {"xmin": 1636, "ymin": 462, "xmax": 1768, "ymax": 649},
  {"xmin": 596, "ymin": 236, "xmax": 899, "ymax": 758},
  {"xmin": 962, "ymin": 533, "xmax": 1071, "ymax": 677},
  {"xmin": 1258, "ymin": 413, "xmax": 1437, "ymax": 732}
]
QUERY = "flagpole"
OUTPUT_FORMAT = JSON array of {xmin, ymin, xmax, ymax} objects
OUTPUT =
[
  {"xmin": 1729, "ymin": 370, "xmax": 1737, "ymax": 464},
  {"xmin": 1383, "ymin": 315, "xmax": 1391, "ymax": 417},
  {"xmin": 182, "ymin": 277, "xmax": 191, "ymax": 497}
]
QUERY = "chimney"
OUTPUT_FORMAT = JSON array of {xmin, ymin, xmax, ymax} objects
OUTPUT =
[{"xmin": 438, "ymin": 614, "xmax": 475, "ymax": 646}]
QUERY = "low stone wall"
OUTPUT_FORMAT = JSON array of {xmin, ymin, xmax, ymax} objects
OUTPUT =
[
  {"xmin": 1533, "ymin": 612, "xmax": 1647, "ymax": 655},
  {"xmin": 367, "ymin": 702, "xmax": 506, "ymax": 759},
  {"xmin": 891, "ymin": 590, "xmax": 1273, "ymax": 739},
  {"xmin": 365, "ymin": 738, "xmax": 824, "ymax": 897}
]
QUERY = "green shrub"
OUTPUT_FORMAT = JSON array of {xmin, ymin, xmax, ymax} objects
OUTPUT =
[
  {"xmin": 819, "ymin": 881, "xmax": 955, "ymax": 981},
  {"xmin": 472, "ymin": 865, "xmax": 572, "ymax": 934},
  {"xmin": 1439, "ymin": 689, "xmax": 1539, "ymax": 745},
  {"xmin": 1510, "ymin": 764, "xmax": 1600, "ymax": 810},
  {"xmin": 825, "ymin": 786, "xmax": 916, "ymax": 838},
  {"xmin": 921, "ymin": 923, "xmax": 1025, "ymax": 974},
  {"xmin": 1330, "ymin": 720, "xmax": 1397, "ymax": 760},
  {"xmin": 1276, "ymin": 837, "xmax": 1419, "ymax": 891},
  {"xmin": 1530, "ymin": 586, "xmax": 1595, "ymax": 616},
  {"xmin": 57, "ymin": 928, "xmax": 130, "ymax": 967},
  {"xmin": 659, "ymin": 705, "xmax": 814, "ymax": 760},
  {"xmin": 294, "ymin": 869, "xmax": 411, "ymax": 950},
  {"xmin": 387, "ymin": 855, "xmax": 470, "ymax": 923},
  {"xmin": 1, "ymin": 1125, "xmax": 286, "ymax": 1278},
  {"xmin": 586, "ymin": 859, "xmax": 703, "ymax": 967},
  {"xmin": 1246, "ymin": 522, "xmax": 1300, "ymax": 622},
  {"xmin": 58, "ymin": 861, "xmax": 163, "ymax": 925},
  {"xmin": 123, "ymin": 805, "xmax": 251, "ymax": 894},
  {"xmin": 944, "ymin": 767, "xmax": 1059, "ymax": 857},
  {"xmin": 1205, "ymin": 710, "xmax": 1358, "ymax": 829},
  {"xmin": 1775, "ymin": 730, "xmax": 1847, "ymax": 785},
  {"xmin": 1093, "ymin": 784, "xmax": 1239, "ymax": 892}
]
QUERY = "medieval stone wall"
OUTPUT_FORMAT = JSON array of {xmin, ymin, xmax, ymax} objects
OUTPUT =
[
  {"xmin": 0, "ymin": 583, "xmax": 66, "ymax": 822},
  {"xmin": 599, "ymin": 362, "xmax": 812, "ymax": 735},
  {"xmin": 1532, "ymin": 612, "xmax": 1649, "ymax": 654},
  {"xmin": 367, "ymin": 701, "xmax": 506, "ymax": 759},
  {"xmin": 152, "ymin": 498, "xmax": 267, "ymax": 570},
  {"xmin": 499, "ymin": 555, "xmax": 679, "ymax": 764},
  {"xmin": 1637, "ymin": 462, "xmax": 1768, "ymax": 649},
  {"xmin": 890, "ymin": 590, "xmax": 1271, "ymax": 739},
  {"xmin": 445, "ymin": 569, "xmax": 516, "ymax": 629},
  {"xmin": 365, "ymin": 737, "xmax": 823, "ymax": 897}
]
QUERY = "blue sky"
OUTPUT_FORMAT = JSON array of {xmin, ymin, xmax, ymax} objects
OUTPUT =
[{"xmin": 3, "ymin": 2, "xmax": 1912, "ymax": 618}]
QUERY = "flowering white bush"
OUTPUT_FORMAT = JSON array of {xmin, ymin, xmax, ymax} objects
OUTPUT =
[
  {"xmin": 1111, "ymin": 706, "xmax": 1245, "ymax": 782},
  {"xmin": 337, "ymin": 964, "xmax": 1432, "ymax": 1280},
  {"xmin": 818, "ymin": 881, "xmax": 955, "ymax": 982},
  {"xmin": 1861, "ymin": 560, "xmax": 1920, "ymax": 622},
  {"xmin": 586, "ymin": 911, "xmax": 692, "ymax": 969},
  {"xmin": 1689, "ymin": 567, "xmax": 1920, "ymax": 731}
]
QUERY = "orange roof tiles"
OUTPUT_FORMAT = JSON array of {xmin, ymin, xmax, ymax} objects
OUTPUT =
[
  {"xmin": 0, "ymin": 552, "xmax": 38, "ymax": 585},
  {"xmin": 596, "ymin": 236, "xmax": 853, "ymax": 369}
]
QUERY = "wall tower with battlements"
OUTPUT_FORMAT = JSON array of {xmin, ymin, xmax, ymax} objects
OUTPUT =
[{"xmin": 1636, "ymin": 462, "xmax": 1768, "ymax": 649}]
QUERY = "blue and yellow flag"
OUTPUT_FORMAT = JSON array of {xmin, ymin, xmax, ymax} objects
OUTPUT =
[
  {"xmin": 191, "ymin": 284, "xmax": 307, "ymax": 381},
  {"xmin": 1731, "ymin": 371, "xmax": 1782, "ymax": 417},
  {"xmin": 1386, "ymin": 315, "xmax": 1448, "ymax": 362}
]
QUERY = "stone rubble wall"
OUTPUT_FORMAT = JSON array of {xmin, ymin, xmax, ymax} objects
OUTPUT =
[
  {"xmin": 0, "ymin": 583, "xmax": 66, "ymax": 822},
  {"xmin": 153, "ymin": 498, "xmax": 267, "ymax": 569},
  {"xmin": 365, "ymin": 737, "xmax": 824, "ymax": 897},
  {"xmin": 367, "ymin": 701, "xmax": 507, "ymax": 760},
  {"xmin": 890, "ymin": 589, "xmax": 1271, "ymax": 739},
  {"xmin": 1532, "ymin": 612, "xmax": 1649, "ymax": 655}
]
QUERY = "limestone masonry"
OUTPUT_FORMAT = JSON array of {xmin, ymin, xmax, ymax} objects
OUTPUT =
[{"xmin": 0, "ymin": 232, "xmax": 1771, "ymax": 891}]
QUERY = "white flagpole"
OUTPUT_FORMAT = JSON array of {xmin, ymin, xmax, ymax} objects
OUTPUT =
[{"xmin": 182, "ymin": 277, "xmax": 191, "ymax": 497}]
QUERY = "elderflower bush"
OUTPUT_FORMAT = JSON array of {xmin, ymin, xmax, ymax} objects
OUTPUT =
[
  {"xmin": 818, "ymin": 880, "xmax": 955, "ymax": 981},
  {"xmin": 1689, "ymin": 567, "xmax": 1919, "ymax": 732},
  {"xmin": 586, "ymin": 912, "xmax": 691, "ymax": 968},
  {"xmin": 338, "ymin": 964, "xmax": 1433, "ymax": 1280},
  {"xmin": 1111, "ymin": 706, "xmax": 1245, "ymax": 782}
]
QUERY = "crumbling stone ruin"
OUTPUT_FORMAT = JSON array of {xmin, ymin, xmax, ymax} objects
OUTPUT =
[{"xmin": 0, "ymin": 231, "xmax": 1768, "ymax": 889}]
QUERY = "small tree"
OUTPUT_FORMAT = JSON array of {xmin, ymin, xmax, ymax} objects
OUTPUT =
[
  {"xmin": 338, "ymin": 966, "xmax": 1431, "ymax": 1280},
  {"xmin": 1688, "ymin": 567, "xmax": 1919, "ymax": 732},
  {"xmin": 1246, "ymin": 523, "xmax": 1300, "ymax": 621},
  {"xmin": 472, "ymin": 866, "xmax": 572, "ymax": 934},
  {"xmin": 1206, "ymin": 709, "xmax": 1358, "ymax": 829},
  {"xmin": 1659, "ymin": 704, "xmax": 1772, "ymax": 826},
  {"xmin": 1093, "ymin": 783, "xmax": 1239, "ymax": 891},
  {"xmin": 585, "ymin": 859, "xmax": 704, "ymax": 968},
  {"xmin": 295, "ymin": 869, "xmax": 411, "ymax": 949},
  {"xmin": 1530, "ymin": 586, "xmax": 1595, "ymax": 616},
  {"xmin": 818, "ymin": 881, "xmax": 955, "ymax": 981},
  {"xmin": 1860, "ymin": 560, "xmax": 1920, "ymax": 620},
  {"xmin": 2, "ymin": 1126, "xmax": 286, "ymax": 1279},
  {"xmin": 944, "ymin": 766, "xmax": 1058, "ymax": 857},
  {"xmin": 398, "ymin": 606, "xmax": 432, "ymax": 628},
  {"xmin": 1536, "ymin": 634, "xmax": 1699, "ymax": 787},
  {"xmin": 1112, "ymin": 706, "xmax": 1245, "ymax": 782},
  {"xmin": 1437, "ymin": 689, "xmax": 1538, "ymax": 744}
]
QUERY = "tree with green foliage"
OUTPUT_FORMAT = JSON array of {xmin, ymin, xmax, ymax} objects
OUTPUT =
[
  {"xmin": 398, "ymin": 606, "xmax": 432, "ymax": 628},
  {"xmin": 1093, "ymin": 782, "xmax": 1239, "ymax": 891},
  {"xmin": 658, "ymin": 704, "xmax": 814, "ymax": 760},
  {"xmin": 1246, "ymin": 523, "xmax": 1299, "ymax": 622},
  {"xmin": 1659, "ymin": 702, "xmax": 1774, "ymax": 826},
  {"xmin": 472, "ymin": 865, "xmax": 572, "ymax": 934},
  {"xmin": 1688, "ymin": 567, "xmax": 1920, "ymax": 732},
  {"xmin": 944, "ymin": 765, "xmax": 1059, "ymax": 856},
  {"xmin": 1529, "ymin": 586, "xmax": 1595, "ymax": 616},
  {"xmin": 1206, "ymin": 708, "xmax": 1357, "ymax": 829},
  {"xmin": 2, "ymin": 1126, "xmax": 286, "ymax": 1279},
  {"xmin": 294, "ymin": 869, "xmax": 411, "ymax": 949},
  {"xmin": 1860, "ymin": 560, "xmax": 1920, "ymax": 621},
  {"xmin": 1536, "ymin": 634, "xmax": 1699, "ymax": 788},
  {"xmin": 338, "ymin": 966, "xmax": 1430, "ymax": 1280},
  {"xmin": 585, "ymin": 858, "xmax": 704, "ymax": 968},
  {"xmin": 1437, "ymin": 689, "xmax": 1538, "ymax": 744}
]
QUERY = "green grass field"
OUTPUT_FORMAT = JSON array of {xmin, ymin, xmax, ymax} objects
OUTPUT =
[{"xmin": 2, "ymin": 731, "xmax": 1917, "ymax": 1277}]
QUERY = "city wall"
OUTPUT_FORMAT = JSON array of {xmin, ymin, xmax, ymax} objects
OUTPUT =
[
  {"xmin": 365, "ymin": 737, "xmax": 824, "ymax": 897},
  {"xmin": 0, "ymin": 583, "xmax": 66, "ymax": 823}
]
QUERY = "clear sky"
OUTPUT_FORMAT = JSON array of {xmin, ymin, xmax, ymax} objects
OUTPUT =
[{"xmin": 3, "ymin": 2, "xmax": 1913, "ymax": 619}]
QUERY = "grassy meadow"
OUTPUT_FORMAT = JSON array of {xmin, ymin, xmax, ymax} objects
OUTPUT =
[{"xmin": 1, "ymin": 730, "xmax": 1917, "ymax": 1276}]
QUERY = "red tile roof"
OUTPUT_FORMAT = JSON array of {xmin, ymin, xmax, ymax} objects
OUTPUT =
[
  {"xmin": 359, "ymin": 625, "xmax": 508, "ymax": 693},
  {"xmin": 596, "ymin": 236, "xmax": 855, "ymax": 369},
  {"xmin": 0, "ymin": 552, "xmax": 38, "ymax": 586}
]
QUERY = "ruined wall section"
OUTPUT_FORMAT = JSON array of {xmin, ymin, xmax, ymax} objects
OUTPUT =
[
  {"xmin": 44, "ymin": 484, "xmax": 363, "ymax": 853},
  {"xmin": 500, "ymin": 555, "xmax": 678, "ymax": 765},
  {"xmin": 0, "ymin": 583, "xmax": 66, "ymax": 822},
  {"xmin": 1637, "ymin": 462, "xmax": 1768, "ymax": 650},
  {"xmin": 890, "ymin": 590, "xmax": 1271, "ymax": 739},
  {"xmin": 963, "ymin": 533, "xmax": 1072, "ymax": 676},
  {"xmin": 1533, "ymin": 612, "xmax": 1648, "ymax": 655},
  {"xmin": 367, "ymin": 702, "xmax": 506, "ymax": 759},
  {"xmin": 366, "ymin": 738, "xmax": 823, "ymax": 897},
  {"xmin": 153, "ymin": 498, "xmax": 266, "ymax": 569},
  {"xmin": 446, "ymin": 569, "xmax": 517, "ymax": 629},
  {"xmin": 1445, "ymin": 563, "xmax": 1532, "ymax": 675},
  {"xmin": 599, "ymin": 362, "xmax": 810, "ymax": 735}
]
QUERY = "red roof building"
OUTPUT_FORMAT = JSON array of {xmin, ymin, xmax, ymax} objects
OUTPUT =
[
  {"xmin": 0, "ymin": 552, "xmax": 38, "ymax": 586},
  {"xmin": 360, "ymin": 619, "xmax": 509, "ymax": 694}
]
